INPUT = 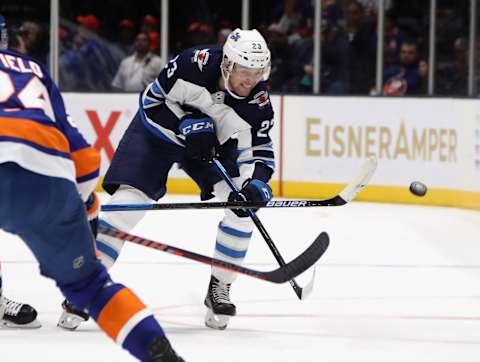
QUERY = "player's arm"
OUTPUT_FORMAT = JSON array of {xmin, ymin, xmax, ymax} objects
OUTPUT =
[
  {"xmin": 46, "ymin": 74, "xmax": 100, "ymax": 201},
  {"xmin": 142, "ymin": 50, "xmax": 251, "ymax": 144},
  {"xmin": 227, "ymin": 115, "xmax": 275, "ymax": 217},
  {"xmin": 236, "ymin": 124, "xmax": 275, "ymax": 183}
]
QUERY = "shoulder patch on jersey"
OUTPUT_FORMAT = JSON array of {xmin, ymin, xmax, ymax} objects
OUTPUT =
[
  {"xmin": 192, "ymin": 48, "xmax": 210, "ymax": 72},
  {"xmin": 211, "ymin": 91, "xmax": 225, "ymax": 104},
  {"xmin": 248, "ymin": 90, "xmax": 270, "ymax": 108}
]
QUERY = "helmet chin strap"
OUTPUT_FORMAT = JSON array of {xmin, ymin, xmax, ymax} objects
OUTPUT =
[{"xmin": 221, "ymin": 62, "xmax": 246, "ymax": 100}]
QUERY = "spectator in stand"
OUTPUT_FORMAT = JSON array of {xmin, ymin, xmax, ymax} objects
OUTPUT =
[
  {"xmin": 344, "ymin": 0, "xmax": 377, "ymax": 94},
  {"xmin": 111, "ymin": 32, "xmax": 164, "ymax": 92},
  {"xmin": 107, "ymin": 18, "xmax": 136, "ymax": 71},
  {"xmin": 383, "ymin": 40, "xmax": 424, "ymax": 96},
  {"xmin": 7, "ymin": 26, "xmax": 28, "ymax": 54},
  {"xmin": 141, "ymin": 15, "xmax": 159, "ymax": 33},
  {"xmin": 356, "ymin": 0, "xmax": 393, "ymax": 20},
  {"xmin": 266, "ymin": 0, "xmax": 314, "ymax": 92},
  {"xmin": 384, "ymin": 11, "xmax": 406, "ymax": 68},
  {"xmin": 436, "ymin": 37, "xmax": 468, "ymax": 96},
  {"xmin": 59, "ymin": 14, "xmax": 117, "ymax": 91},
  {"xmin": 184, "ymin": 22, "xmax": 214, "ymax": 48},
  {"xmin": 217, "ymin": 27, "xmax": 232, "ymax": 45},
  {"xmin": 117, "ymin": 19, "xmax": 136, "ymax": 56},
  {"xmin": 269, "ymin": 0, "xmax": 304, "ymax": 44},
  {"xmin": 296, "ymin": 8, "xmax": 348, "ymax": 94},
  {"xmin": 18, "ymin": 21, "xmax": 47, "ymax": 65},
  {"xmin": 140, "ymin": 14, "xmax": 161, "ymax": 54},
  {"xmin": 148, "ymin": 31, "xmax": 160, "ymax": 54}
]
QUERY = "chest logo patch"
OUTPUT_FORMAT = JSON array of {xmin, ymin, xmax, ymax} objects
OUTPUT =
[
  {"xmin": 192, "ymin": 48, "xmax": 210, "ymax": 72},
  {"xmin": 248, "ymin": 90, "xmax": 270, "ymax": 108}
]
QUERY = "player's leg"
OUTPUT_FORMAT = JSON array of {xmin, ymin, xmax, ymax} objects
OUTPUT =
[
  {"xmin": 97, "ymin": 112, "xmax": 181, "ymax": 268},
  {"xmin": 59, "ymin": 112, "xmax": 181, "ymax": 330},
  {"xmin": 204, "ymin": 178, "xmax": 255, "ymax": 330},
  {"xmin": 0, "ymin": 162, "xmax": 184, "ymax": 361},
  {"xmin": 0, "ymin": 262, "xmax": 40, "ymax": 328}
]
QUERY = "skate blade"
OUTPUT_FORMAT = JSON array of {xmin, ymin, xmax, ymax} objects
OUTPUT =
[
  {"xmin": 205, "ymin": 309, "xmax": 230, "ymax": 330},
  {"xmin": 1, "ymin": 319, "xmax": 42, "ymax": 329},
  {"xmin": 57, "ymin": 312, "xmax": 85, "ymax": 331}
]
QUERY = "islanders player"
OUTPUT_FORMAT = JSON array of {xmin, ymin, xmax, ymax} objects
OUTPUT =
[{"xmin": 0, "ymin": 15, "xmax": 183, "ymax": 361}]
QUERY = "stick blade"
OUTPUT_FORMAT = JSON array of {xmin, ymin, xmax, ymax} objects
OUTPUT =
[
  {"xmin": 338, "ymin": 156, "xmax": 378, "ymax": 203},
  {"xmin": 298, "ymin": 265, "xmax": 316, "ymax": 300},
  {"xmin": 265, "ymin": 232, "xmax": 329, "ymax": 283}
]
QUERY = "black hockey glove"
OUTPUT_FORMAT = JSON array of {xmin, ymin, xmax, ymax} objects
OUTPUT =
[
  {"xmin": 85, "ymin": 192, "xmax": 99, "ymax": 238},
  {"xmin": 179, "ymin": 114, "xmax": 218, "ymax": 163},
  {"xmin": 228, "ymin": 179, "xmax": 273, "ymax": 217}
]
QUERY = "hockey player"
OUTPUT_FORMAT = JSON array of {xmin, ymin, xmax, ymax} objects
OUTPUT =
[
  {"xmin": 0, "ymin": 15, "xmax": 41, "ymax": 330},
  {"xmin": 0, "ymin": 15, "xmax": 183, "ymax": 361},
  {"xmin": 85, "ymin": 28, "xmax": 275, "ymax": 330}
]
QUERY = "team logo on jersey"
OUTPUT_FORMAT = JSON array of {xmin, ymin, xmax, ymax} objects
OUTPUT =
[
  {"xmin": 192, "ymin": 48, "xmax": 210, "ymax": 71},
  {"xmin": 248, "ymin": 90, "xmax": 270, "ymax": 108}
]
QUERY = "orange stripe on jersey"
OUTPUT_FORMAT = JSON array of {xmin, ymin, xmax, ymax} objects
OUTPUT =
[
  {"xmin": 97, "ymin": 288, "xmax": 146, "ymax": 341},
  {"xmin": 70, "ymin": 146, "xmax": 100, "ymax": 179},
  {"xmin": 0, "ymin": 117, "xmax": 70, "ymax": 153}
]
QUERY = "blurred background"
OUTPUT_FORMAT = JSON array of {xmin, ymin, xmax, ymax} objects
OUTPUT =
[{"xmin": 2, "ymin": 0, "xmax": 478, "ymax": 97}]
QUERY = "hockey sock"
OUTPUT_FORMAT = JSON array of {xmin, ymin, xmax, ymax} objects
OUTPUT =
[
  {"xmin": 96, "ymin": 186, "xmax": 151, "ymax": 269},
  {"xmin": 89, "ymin": 282, "xmax": 166, "ymax": 361},
  {"xmin": 212, "ymin": 209, "xmax": 254, "ymax": 284}
]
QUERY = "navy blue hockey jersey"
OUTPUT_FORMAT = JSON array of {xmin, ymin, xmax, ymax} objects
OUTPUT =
[{"xmin": 138, "ymin": 44, "xmax": 275, "ymax": 181}]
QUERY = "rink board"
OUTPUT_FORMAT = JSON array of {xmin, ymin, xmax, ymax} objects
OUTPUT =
[{"xmin": 63, "ymin": 93, "xmax": 480, "ymax": 209}]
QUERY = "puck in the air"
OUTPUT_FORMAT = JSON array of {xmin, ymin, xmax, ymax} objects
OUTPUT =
[{"xmin": 409, "ymin": 181, "xmax": 427, "ymax": 197}]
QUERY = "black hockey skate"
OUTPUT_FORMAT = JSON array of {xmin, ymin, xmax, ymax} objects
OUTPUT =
[
  {"xmin": 57, "ymin": 299, "xmax": 89, "ymax": 330},
  {"xmin": 204, "ymin": 275, "xmax": 236, "ymax": 330},
  {"xmin": 1, "ymin": 296, "xmax": 41, "ymax": 328},
  {"xmin": 147, "ymin": 336, "xmax": 185, "ymax": 362}
]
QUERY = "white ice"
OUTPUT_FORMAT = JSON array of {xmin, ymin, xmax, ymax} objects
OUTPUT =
[{"xmin": 1, "ymin": 193, "xmax": 480, "ymax": 362}]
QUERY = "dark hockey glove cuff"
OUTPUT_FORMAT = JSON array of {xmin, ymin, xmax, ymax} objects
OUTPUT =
[{"xmin": 228, "ymin": 179, "xmax": 273, "ymax": 217}]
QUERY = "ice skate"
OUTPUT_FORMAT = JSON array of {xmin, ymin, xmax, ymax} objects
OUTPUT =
[
  {"xmin": 204, "ymin": 275, "xmax": 236, "ymax": 330},
  {"xmin": 0, "ymin": 296, "xmax": 41, "ymax": 328},
  {"xmin": 57, "ymin": 299, "xmax": 89, "ymax": 330},
  {"xmin": 148, "ymin": 336, "xmax": 185, "ymax": 362}
]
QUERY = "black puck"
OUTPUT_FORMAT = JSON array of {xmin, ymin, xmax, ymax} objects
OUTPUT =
[{"xmin": 409, "ymin": 181, "xmax": 427, "ymax": 197}]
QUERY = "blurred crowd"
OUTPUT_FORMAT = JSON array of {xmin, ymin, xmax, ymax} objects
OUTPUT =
[{"xmin": 5, "ymin": 0, "xmax": 478, "ymax": 96}]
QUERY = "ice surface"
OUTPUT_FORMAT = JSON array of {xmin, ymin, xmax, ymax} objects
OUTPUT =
[{"xmin": 1, "ymin": 194, "xmax": 480, "ymax": 361}]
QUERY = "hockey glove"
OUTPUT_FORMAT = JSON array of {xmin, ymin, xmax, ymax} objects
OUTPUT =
[
  {"xmin": 85, "ymin": 192, "xmax": 99, "ymax": 238},
  {"xmin": 228, "ymin": 179, "xmax": 273, "ymax": 217},
  {"xmin": 179, "ymin": 114, "xmax": 218, "ymax": 163}
]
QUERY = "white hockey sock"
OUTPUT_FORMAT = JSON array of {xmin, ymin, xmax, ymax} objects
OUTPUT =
[
  {"xmin": 96, "ymin": 186, "xmax": 152, "ymax": 269},
  {"xmin": 212, "ymin": 209, "xmax": 254, "ymax": 284}
]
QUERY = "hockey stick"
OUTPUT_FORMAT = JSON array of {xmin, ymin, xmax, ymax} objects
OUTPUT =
[
  {"xmin": 101, "ymin": 157, "xmax": 378, "ymax": 212},
  {"xmin": 97, "ymin": 224, "xmax": 329, "ymax": 284},
  {"xmin": 211, "ymin": 158, "xmax": 318, "ymax": 300}
]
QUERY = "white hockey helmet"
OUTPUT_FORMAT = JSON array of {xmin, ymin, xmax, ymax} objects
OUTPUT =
[{"xmin": 222, "ymin": 28, "xmax": 271, "ymax": 99}]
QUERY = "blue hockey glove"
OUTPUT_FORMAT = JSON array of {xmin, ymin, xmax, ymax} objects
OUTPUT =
[
  {"xmin": 228, "ymin": 179, "xmax": 272, "ymax": 217},
  {"xmin": 179, "ymin": 114, "xmax": 218, "ymax": 163}
]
